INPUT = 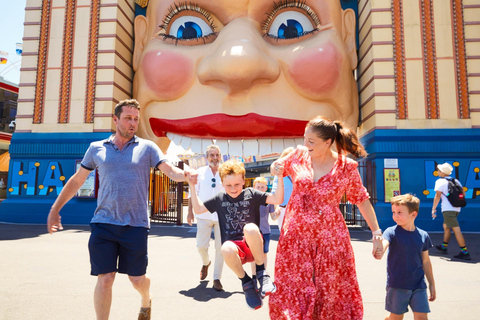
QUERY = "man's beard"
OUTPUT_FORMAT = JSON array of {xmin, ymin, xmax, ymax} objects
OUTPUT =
[{"xmin": 209, "ymin": 162, "xmax": 219, "ymax": 168}]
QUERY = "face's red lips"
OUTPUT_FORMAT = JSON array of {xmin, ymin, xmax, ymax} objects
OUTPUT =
[{"xmin": 149, "ymin": 113, "xmax": 308, "ymax": 139}]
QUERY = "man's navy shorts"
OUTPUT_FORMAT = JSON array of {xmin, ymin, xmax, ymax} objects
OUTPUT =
[{"xmin": 89, "ymin": 223, "xmax": 149, "ymax": 276}]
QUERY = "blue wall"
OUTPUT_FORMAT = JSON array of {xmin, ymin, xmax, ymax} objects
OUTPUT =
[
  {"xmin": 361, "ymin": 129, "xmax": 480, "ymax": 232},
  {"xmin": 0, "ymin": 132, "xmax": 110, "ymax": 224}
]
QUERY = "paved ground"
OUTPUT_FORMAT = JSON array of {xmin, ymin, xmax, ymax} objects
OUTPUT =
[{"xmin": 0, "ymin": 221, "xmax": 479, "ymax": 320}]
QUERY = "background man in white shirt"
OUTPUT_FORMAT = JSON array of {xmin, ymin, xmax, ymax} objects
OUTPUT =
[
  {"xmin": 432, "ymin": 162, "xmax": 471, "ymax": 260},
  {"xmin": 187, "ymin": 145, "xmax": 225, "ymax": 290}
]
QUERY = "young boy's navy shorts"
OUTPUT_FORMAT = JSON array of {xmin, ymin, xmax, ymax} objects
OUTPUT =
[
  {"xmin": 88, "ymin": 223, "xmax": 149, "ymax": 276},
  {"xmin": 385, "ymin": 286, "xmax": 430, "ymax": 315}
]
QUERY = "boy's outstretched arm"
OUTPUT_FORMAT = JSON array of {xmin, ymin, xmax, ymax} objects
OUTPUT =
[
  {"xmin": 422, "ymin": 250, "xmax": 436, "ymax": 302},
  {"xmin": 266, "ymin": 164, "xmax": 284, "ymax": 205},
  {"xmin": 186, "ymin": 173, "xmax": 208, "ymax": 214}
]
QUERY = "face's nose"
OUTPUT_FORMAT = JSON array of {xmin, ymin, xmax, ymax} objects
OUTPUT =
[{"xmin": 197, "ymin": 18, "xmax": 280, "ymax": 95}]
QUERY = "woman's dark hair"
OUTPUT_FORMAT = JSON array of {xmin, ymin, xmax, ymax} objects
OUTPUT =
[{"xmin": 306, "ymin": 116, "xmax": 367, "ymax": 158}]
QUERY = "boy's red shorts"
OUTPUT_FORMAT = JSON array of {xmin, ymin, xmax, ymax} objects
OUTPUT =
[{"xmin": 231, "ymin": 237, "xmax": 254, "ymax": 265}]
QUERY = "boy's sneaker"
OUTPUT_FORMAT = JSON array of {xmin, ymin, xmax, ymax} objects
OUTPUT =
[
  {"xmin": 435, "ymin": 244, "xmax": 447, "ymax": 254},
  {"xmin": 252, "ymin": 275, "xmax": 258, "ymax": 292},
  {"xmin": 257, "ymin": 270, "xmax": 277, "ymax": 298},
  {"xmin": 242, "ymin": 279, "xmax": 263, "ymax": 310},
  {"xmin": 453, "ymin": 252, "xmax": 471, "ymax": 260}
]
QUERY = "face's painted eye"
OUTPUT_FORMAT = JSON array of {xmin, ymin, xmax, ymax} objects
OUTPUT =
[
  {"xmin": 267, "ymin": 11, "xmax": 315, "ymax": 39},
  {"xmin": 169, "ymin": 16, "xmax": 214, "ymax": 40}
]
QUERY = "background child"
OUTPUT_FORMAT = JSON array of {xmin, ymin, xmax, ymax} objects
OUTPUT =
[
  {"xmin": 379, "ymin": 194, "xmax": 436, "ymax": 320},
  {"xmin": 187, "ymin": 160, "xmax": 284, "ymax": 310},
  {"xmin": 251, "ymin": 177, "xmax": 276, "ymax": 282}
]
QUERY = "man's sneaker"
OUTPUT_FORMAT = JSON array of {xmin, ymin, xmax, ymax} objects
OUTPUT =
[
  {"xmin": 242, "ymin": 279, "xmax": 263, "ymax": 310},
  {"xmin": 257, "ymin": 270, "xmax": 277, "ymax": 298},
  {"xmin": 435, "ymin": 244, "xmax": 447, "ymax": 254},
  {"xmin": 138, "ymin": 299, "xmax": 151, "ymax": 320},
  {"xmin": 453, "ymin": 252, "xmax": 471, "ymax": 260}
]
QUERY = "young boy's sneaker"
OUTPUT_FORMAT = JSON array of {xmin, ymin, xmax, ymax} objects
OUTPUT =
[
  {"xmin": 242, "ymin": 279, "xmax": 263, "ymax": 310},
  {"xmin": 453, "ymin": 252, "xmax": 471, "ymax": 260},
  {"xmin": 252, "ymin": 275, "xmax": 258, "ymax": 292},
  {"xmin": 257, "ymin": 270, "xmax": 277, "ymax": 298},
  {"xmin": 435, "ymin": 244, "xmax": 447, "ymax": 254}
]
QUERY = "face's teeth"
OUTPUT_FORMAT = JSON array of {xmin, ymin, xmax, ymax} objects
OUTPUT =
[
  {"xmin": 243, "ymin": 139, "xmax": 258, "ymax": 156},
  {"xmin": 284, "ymin": 139, "xmax": 296, "ymax": 149},
  {"xmin": 189, "ymin": 138, "xmax": 214, "ymax": 154},
  {"xmin": 271, "ymin": 139, "xmax": 285, "ymax": 153},
  {"xmin": 166, "ymin": 132, "xmax": 183, "ymax": 146},
  {"xmin": 165, "ymin": 133, "xmax": 301, "ymax": 157},
  {"xmin": 258, "ymin": 139, "xmax": 272, "ymax": 154},
  {"xmin": 229, "ymin": 140, "xmax": 243, "ymax": 156},
  {"xmin": 180, "ymin": 136, "xmax": 192, "ymax": 149},
  {"xmin": 215, "ymin": 139, "xmax": 229, "ymax": 155}
]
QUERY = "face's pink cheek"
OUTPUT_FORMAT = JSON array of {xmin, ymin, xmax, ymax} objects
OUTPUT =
[
  {"xmin": 286, "ymin": 43, "xmax": 340, "ymax": 96},
  {"xmin": 142, "ymin": 51, "xmax": 194, "ymax": 100}
]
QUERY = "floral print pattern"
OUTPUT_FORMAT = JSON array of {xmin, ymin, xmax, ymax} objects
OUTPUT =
[{"xmin": 269, "ymin": 147, "xmax": 370, "ymax": 320}]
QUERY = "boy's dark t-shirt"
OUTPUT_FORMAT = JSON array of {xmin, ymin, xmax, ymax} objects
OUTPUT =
[
  {"xmin": 383, "ymin": 225, "xmax": 433, "ymax": 290},
  {"xmin": 203, "ymin": 187, "xmax": 268, "ymax": 244}
]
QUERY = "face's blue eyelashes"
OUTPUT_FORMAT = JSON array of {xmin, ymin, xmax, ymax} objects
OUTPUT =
[{"xmin": 157, "ymin": 2, "xmax": 217, "ymax": 43}]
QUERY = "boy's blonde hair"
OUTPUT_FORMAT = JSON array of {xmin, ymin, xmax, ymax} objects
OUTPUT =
[
  {"xmin": 253, "ymin": 177, "xmax": 268, "ymax": 187},
  {"xmin": 390, "ymin": 193, "xmax": 420, "ymax": 213},
  {"xmin": 219, "ymin": 160, "xmax": 245, "ymax": 181}
]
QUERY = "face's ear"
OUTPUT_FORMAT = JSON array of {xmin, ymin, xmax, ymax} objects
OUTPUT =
[
  {"xmin": 113, "ymin": 115, "xmax": 119, "ymax": 125},
  {"xmin": 342, "ymin": 8, "xmax": 357, "ymax": 70},
  {"xmin": 133, "ymin": 15, "xmax": 149, "ymax": 72},
  {"xmin": 411, "ymin": 211, "xmax": 418, "ymax": 219}
]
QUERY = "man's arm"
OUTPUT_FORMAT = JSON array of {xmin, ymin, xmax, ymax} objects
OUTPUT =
[
  {"xmin": 47, "ymin": 167, "xmax": 91, "ymax": 234},
  {"xmin": 431, "ymin": 191, "xmax": 442, "ymax": 218},
  {"xmin": 422, "ymin": 250, "xmax": 436, "ymax": 301},
  {"xmin": 187, "ymin": 199, "xmax": 194, "ymax": 226},
  {"xmin": 157, "ymin": 161, "xmax": 197, "ymax": 183}
]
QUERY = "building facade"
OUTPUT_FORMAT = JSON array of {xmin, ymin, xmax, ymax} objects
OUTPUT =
[{"xmin": 0, "ymin": 0, "xmax": 478, "ymax": 231}]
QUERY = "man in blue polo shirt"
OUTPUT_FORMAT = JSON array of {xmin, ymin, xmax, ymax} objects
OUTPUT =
[{"xmin": 47, "ymin": 99, "xmax": 196, "ymax": 320}]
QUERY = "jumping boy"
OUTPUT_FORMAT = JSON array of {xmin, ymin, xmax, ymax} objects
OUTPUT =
[
  {"xmin": 187, "ymin": 160, "xmax": 284, "ymax": 310},
  {"xmin": 379, "ymin": 194, "xmax": 436, "ymax": 320}
]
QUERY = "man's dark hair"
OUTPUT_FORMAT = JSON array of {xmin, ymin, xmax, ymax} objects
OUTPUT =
[{"xmin": 114, "ymin": 99, "xmax": 140, "ymax": 118}]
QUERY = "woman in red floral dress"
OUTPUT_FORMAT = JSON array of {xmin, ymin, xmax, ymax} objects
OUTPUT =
[{"xmin": 269, "ymin": 117, "xmax": 384, "ymax": 319}]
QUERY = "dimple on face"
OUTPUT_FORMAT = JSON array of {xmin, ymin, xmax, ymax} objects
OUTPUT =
[{"xmin": 133, "ymin": 0, "xmax": 358, "ymax": 152}]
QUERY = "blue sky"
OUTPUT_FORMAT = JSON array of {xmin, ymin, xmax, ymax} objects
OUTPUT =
[{"xmin": 0, "ymin": 0, "xmax": 27, "ymax": 85}]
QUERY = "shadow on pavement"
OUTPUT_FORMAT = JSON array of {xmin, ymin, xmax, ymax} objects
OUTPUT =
[
  {"xmin": 0, "ymin": 223, "xmax": 90, "ymax": 241},
  {"xmin": 179, "ymin": 280, "xmax": 242, "ymax": 302}
]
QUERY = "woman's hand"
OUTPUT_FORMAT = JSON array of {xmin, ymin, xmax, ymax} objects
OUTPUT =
[{"xmin": 270, "ymin": 161, "xmax": 284, "ymax": 176}]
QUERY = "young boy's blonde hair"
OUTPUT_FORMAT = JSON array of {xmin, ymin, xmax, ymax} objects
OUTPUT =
[
  {"xmin": 253, "ymin": 177, "xmax": 268, "ymax": 187},
  {"xmin": 219, "ymin": 160, "xmax": 245, "ymax": 181},
  {"xmin": 390, "ymin": 193, "xmax": 420, "ymax": 213}
]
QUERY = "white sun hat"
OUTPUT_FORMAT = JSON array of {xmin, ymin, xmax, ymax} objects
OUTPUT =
[{"xmin": 437, "ymin": 163, "xmax": 453, "ymax": 175}]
